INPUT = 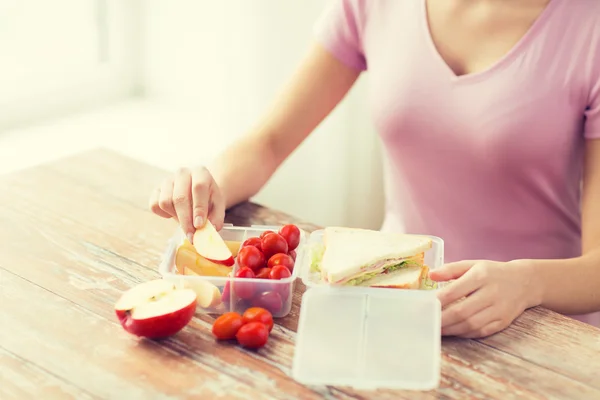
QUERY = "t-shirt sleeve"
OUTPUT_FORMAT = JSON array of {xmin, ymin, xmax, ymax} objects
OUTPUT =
[{"xmin": 313, "ymin": 0, "xmax": 368, "ymax": 71}]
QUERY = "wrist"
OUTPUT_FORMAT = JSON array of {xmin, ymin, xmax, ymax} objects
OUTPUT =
[{"xmin": 511, "ymin": 258, "xmax": 544, "ymax": 309}]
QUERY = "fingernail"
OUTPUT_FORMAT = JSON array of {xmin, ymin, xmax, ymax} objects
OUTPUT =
[
  {"xmin": 187, "ymin": 232, "xmax": 194, "ymax": 243},
  {"xmin": 194, "ymin": 216, "xmax": 203, "ymax": 228}
]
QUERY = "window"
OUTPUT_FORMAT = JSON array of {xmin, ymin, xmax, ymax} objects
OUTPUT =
[{"xmin": 0, "ymin": 0, "xmax": 138, "ymax": 129}]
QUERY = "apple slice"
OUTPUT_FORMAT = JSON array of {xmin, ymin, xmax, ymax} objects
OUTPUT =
[
  {"xmin": 193, "ymin": 220, "xmax": 234, "ymax": 266},
  {"xmin": 181, "ymin": 267, "xmax": 223, "ymax": 308},
  {"xmin": 115, "ymin": 279, "xmax": 197, "ymax": 339},
  {"xmin": 176, "ymin": 246, "xmax": 232, "ymax": 277}
]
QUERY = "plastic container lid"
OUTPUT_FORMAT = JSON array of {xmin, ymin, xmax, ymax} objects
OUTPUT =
[
  {"xmin": 291, "ymin": 229, "xmax": 442, "ymax": 390},
  {"xmin": 291, "ymin": 286, "xmax": 441, "ymax": 390}
]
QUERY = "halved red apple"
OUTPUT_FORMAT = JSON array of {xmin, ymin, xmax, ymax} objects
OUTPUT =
[
  {"xmin": 193, "ymin": 220, "xmax": 234, "ymax": 266},
  {"xmin": 115, "ymin": 279, "xmax": 197, "ymax": 339}
]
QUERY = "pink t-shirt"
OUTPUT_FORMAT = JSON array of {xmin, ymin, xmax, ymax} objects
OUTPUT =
[{"xmin": 314, "ymin": 0, "xmax": 600, "ymax": 327}]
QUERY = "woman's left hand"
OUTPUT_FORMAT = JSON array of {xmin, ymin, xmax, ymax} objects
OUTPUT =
[{"xmin": 429, "ymin": 260, "xmax": 540, "ymax": 338}]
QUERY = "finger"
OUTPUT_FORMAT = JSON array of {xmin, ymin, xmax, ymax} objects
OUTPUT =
[
  {"xmin": 172, "ymin": 170, "xmax": 194, "ymax": 239},
  {"xmin": 429, "ymin": 260, "xmax": 477, "ymax": 282},
  {"xmin": 442, "ymin": 304, "xmax": 497, "ymax": 337},
  {"xmin": 158, "ymin": 178, "xmax": 176, "ymax": 218},
  {"xmin": 436, "ymin": 266, "xmax": 485, "ymax": 307},
  {"xmin": 441, "ymin": 289, "xmax": 492, "ymax": 328},
  {"xmin": 460, "ymin": 319, "xmax": 505, "ymax": 339},
  {"xmin": 149, "ymin": 187, "xmax": 171, "ymax": 218},
  {"xmin": 208, "ymin": 188, "xmax": 226, "ymax": 231},
  {"xmin": 191, "ymin": 167, "xmax": 211, "ymax": 229}
]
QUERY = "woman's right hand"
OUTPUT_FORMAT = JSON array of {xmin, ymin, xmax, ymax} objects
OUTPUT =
[
  {"xmin": 147, "ymin": 42, "xmax": 359, "ymax": 240},
  {"xmin": 149, "ymin": 166, "xmax": 226, "ymax": 241}
]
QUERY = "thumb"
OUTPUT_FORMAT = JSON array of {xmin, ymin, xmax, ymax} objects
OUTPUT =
[
  {"xmin": 429, "ymin": 260, "xmax": 477, "ymax": 282},
  {"xmin": 207, "ymin": 189, "xmax": 226, "ymax": 232}
]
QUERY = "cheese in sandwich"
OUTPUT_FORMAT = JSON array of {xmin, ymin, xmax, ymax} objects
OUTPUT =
[{"xmin": 310, "ymin": 227, "xmax": 437, "ymax": 289}]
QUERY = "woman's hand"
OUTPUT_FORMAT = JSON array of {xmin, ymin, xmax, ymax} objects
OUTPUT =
[
  {"xmin": 429, "ymin": 260, "xmax": 541, "ymax": 338},
  {"xmin": 148, "ymin": 166, "xmax": 226, "ymax": 241}
]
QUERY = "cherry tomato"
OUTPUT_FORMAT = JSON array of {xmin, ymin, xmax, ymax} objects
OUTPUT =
[
  {"xmin": 234, "ymin": 267, "xmax": 257, "ymax": 299},
  {"xmin": 261, "ymin": 233, "xmax": 288, "ymax": 259},
  {"xmin": 267, "ymin": 253, "xmax": 294, "ymax": 273},
  {"xmin": 234, "ymin": 299, "xmax": 251, "ymax": 314},
  {"xmin": 278, "ymin": 283, "xmax": 292, "ymax": 302},
  {"xmin": 236, "ymin": 267, "xmax": 255, "ymax": 279},
  {"xmin": 236, "ymin": 322, "xmax": 270, "ymax": 349},
  {"xmin": 221, "ymin": 281, "xmax": 231, "ymax": 303},
  {"xmin": 237, "ymin": 245, "xmax": 265, "ymax": 272},
  {"xmin": 279, "ymin": 224, "xmax": 301, "ymax": 251},
  {"xmin": 255, "ymin": 267, "xmax": 272, "ymax": 280},
  {"xmin": 252, "ymin": 291, "xmax": 283, "ymax": 315},
  {"xmin": 288, "ymin": 249, "xmax": 297, "ymax": 261},
  {"xmin": 242, "ymin": 237, "xmax": 262, "ymax": 250},
  {"xmin": 212, "ymin": 312, "xmax": 244, "ymax": 340},
  {"xmin": 242, "ymin": 307, "xmax": 274, "ymax": 332},
  {"xmin": 269, "ymin": 264, "xmax": 292, "ymax": 280},
  {"xmin": 259, "ymin": 230, "xmax": 275, "ymax": 239}
]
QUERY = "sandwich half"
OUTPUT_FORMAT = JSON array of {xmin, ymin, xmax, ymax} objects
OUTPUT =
[{"xmin": 310, "ymin": 227, "xmax": 437, "ymax": 289}]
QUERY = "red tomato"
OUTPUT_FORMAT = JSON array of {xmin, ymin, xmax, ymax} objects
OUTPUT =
[
  {"xmin": 212, "ymin": 312, "xmax": 244, "ymax": 340},
  {"xmin": 259, "ymin": 230, "xmax": 275, "ymax": 239},
  {"xmin": 267, "ymin": 253, "xmax": 295, "ymax": 274},
  {"xmin": 242, "ymin": 237, "xmax": 262, "ymax": 250},
  {"xmin": 236, "ymin": 267, "xmax": 255, "ymax": 279},
  {"xmin": 234, "ymin": 267, "xmax": 256, "ymax": 299},
  {"xmin": 255, "ymin": 267, "xmax": 272, "ymax": 280},
  {"xmin": 277, "ymin": 283, "xmax": 292, "ymax": 302},
  {"xmin": 288, "ymin": 249, "xmax": 297, "ymax": 261},
  {"xmin": 242, "ymin": 307, "xmax": 274, "ymax": 332},
  {"xmin": 252, "ymin": 291, "xmax": 283, "ymax": 315},
  {"xmin": 234, "ymin": 298, "xmax": 251, "ymax": 314},
  {"xmin": 237, "ymin": 245, "xmax": 265, "ymax": 272},
  {"xmin": 269, "ymin": 264, "xmax": 292, "ymax": 280},
  {"xmin": 221, "ymin": 281, "xmax": 231, "ymax": 303},
  {"xmin": 267, "ymin": 253, "xmax": 294, "ymax": 272},
  {"xmin": 261, "ymin": 233, "xmax": 288, "ymax": 259},
  {"xmin": 279, "ymin": 224, "xmax": 301, "ymax": 251},
  {"xmin": 236, "ymin": 322, "xmax": 270, "ymax": 349}
]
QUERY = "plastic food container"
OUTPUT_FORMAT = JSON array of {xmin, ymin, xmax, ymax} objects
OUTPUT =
[
  {"xmin": 158, "ymin": 224, "xmax": 306, "ymax": 318},
  {"xmin": 291, "ymin": 229, "xmax": 444, "ymax": 391},
  {"xmin": 159, "ymin": 224, "xmax": 444, "ymax": 391}
]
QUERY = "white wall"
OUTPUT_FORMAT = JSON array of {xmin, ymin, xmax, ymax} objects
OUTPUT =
[
  {"xmin": 0, "ymin": 0, "xmax": 142, "ymax": 130},
  {"xmin": 141, "ymin": 0, "xmax": 385, "ymax": 229}
]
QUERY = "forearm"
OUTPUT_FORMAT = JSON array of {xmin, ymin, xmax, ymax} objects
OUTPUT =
[
  {"xmin": 209, "ymin": 134, "xmax": 279, "ymax": 209},
  {"xmin": 524, "ymin": 249, "xmax": 600, "ymax": 315},
  {"xmin": 523, "ymin": 140, "xmax": 600, "ymax": 315},
  {"xmin": 209, "ymin": 42, "xmax": 360, "ymax": 209}
]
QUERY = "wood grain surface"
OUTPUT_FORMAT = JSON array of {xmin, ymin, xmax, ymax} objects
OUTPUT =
[{"xmin": 1, "ymin": 148, "xmax": 599, "ymax": 400}]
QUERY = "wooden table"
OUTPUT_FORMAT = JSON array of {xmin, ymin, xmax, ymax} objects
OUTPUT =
[{"xmin": 1, "ymin": 149, "xmax": 600, "ymax": 400}]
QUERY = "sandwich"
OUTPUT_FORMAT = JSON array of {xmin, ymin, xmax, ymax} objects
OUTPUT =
[{"xmin": 310, "ymin": 227, "xmax": 437, "ymax": 290}]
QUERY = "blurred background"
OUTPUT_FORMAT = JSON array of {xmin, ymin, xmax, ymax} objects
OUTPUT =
[{"xmin": 0, "ymin": 0, "xmax": 385, "ymax": 229}]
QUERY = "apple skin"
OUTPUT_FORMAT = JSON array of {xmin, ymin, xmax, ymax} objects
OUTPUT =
[
  {"xmin": 115, "ymin": 297, "xmax": 197, "ymax": 339},
  {"xmin": 206, "ymin": 255, "xmax": 235, "ymax": 267},
  {"xmin": 114, "ymin": 280, "xmax": 198, "ymax": 339}
]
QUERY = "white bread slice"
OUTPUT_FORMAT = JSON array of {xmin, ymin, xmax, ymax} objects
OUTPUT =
[
  {"xmin": 367, "ymin": 265, "xmax": 429, "ymax": 289},
  {"xmin": 320, "ymin": 227, "xmax": 432, "ymax": 283}
]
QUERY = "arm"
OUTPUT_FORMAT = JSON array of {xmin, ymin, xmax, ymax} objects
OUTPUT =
[
  {"xmin": 208, "ymin": 42, "xmax": 361, "ymax": 209},
  {"xmin": 431, "ymin": 139, "xmax": 600, "ymax": 338},
  {"xmin": 526, "ymin": 139, "xmax": 600, "ymax": 315}
]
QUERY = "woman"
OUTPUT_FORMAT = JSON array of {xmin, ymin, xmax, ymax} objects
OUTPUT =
[{"xmin": 149, "ymin": 0, "xmax": 600, "ymax": 338}]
